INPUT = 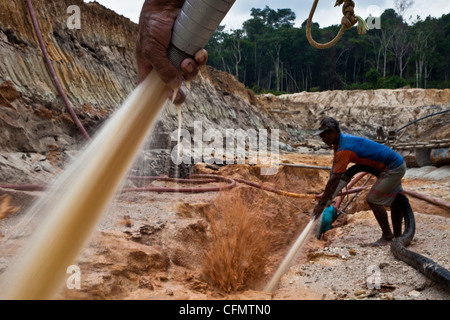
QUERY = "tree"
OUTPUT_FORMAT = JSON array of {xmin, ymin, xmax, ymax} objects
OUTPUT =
[
  {"xmin": 267, "ymin": 8, "xmax": 296, "ymax": 28},
  {"xmin": 411, "ymin": 17, "xmax": 436, "ymax": 88},
  {"xmin": 376, "ymin": 9, "xmax": 401, "ymax": 78},
  {"xmin": 229, "ymin": 29, "xmax": 244, "ymax": 80},
  {"xmin": 390, "ymin": 1, "xmax": 414, "ymax": 79},
  {"xmin": 390, "ymin": 25, "xmax": 412, "ymax": 78},
  {"xmin": 247, "ymin": 6, "xmax": 296, "ymax": 29},
  {"xmin": 206, "ymin": 25, "xmax": 230, "ymax": 71},
  {"xmin": 205, "ymin": 6, "xmax": 449, "ymax": 93},
  {"xmin": 394, "ymin": 0, "xmax": 414, "ymax": 21},
  {"xmin": 366, "ymin": 68, "xmax": 381, "ymax": 88}
]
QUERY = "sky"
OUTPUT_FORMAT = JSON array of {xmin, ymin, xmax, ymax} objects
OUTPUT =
[{"xmin": 84, "ymin": 0, "xmax": 449, "ymax": 29}]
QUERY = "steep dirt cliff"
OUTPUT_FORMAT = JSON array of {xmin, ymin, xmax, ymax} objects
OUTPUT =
[
  {"xmin": 0, "ymin": 0, "xmax": 137, "ymax": 108},
  {"xmin": 1, "ymin": 0, "xmax": 448, "ymax": 158},
  {"xmin": 0, "ymin": 0, "xmax": 138, "ymax": 153}
]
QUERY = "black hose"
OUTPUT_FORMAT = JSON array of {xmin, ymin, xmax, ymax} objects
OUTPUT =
[
  {"xmin": 396, "ymin": 109, "xmax": 450, "ymax": 133},
  {"xmin": 345, "ymin": 164, "xmax": 450, "ymax": 292},
  {"xmin": 344, "ymin": 164, "xmax": 380, "ymax": 179},
  {"xmin": 390, "ymin": 194, "xmax": 450, "ymax": 292}
]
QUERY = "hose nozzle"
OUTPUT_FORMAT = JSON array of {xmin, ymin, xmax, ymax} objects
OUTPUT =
[{"xmin": 168, "ymin": 0, "xmax": 236, "ymax": 70}]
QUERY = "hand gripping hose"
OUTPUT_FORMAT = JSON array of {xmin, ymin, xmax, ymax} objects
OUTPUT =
[{"xmin": 168, "ymin": 0, "xmax": 236, "ymax": 69}]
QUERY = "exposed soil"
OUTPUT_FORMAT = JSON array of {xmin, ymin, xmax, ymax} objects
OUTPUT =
[
  {"xmin": 0, "ymin": 0, "xmax": 448, "ymax": 302},
  {"xmin": 1, "ymin": 154, "xmax": 448, "ymax": 300}
]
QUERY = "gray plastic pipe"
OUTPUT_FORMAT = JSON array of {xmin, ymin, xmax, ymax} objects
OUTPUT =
[{"xmin": 168, "ymin": 0, "xmax": 236, "ymax": 69}]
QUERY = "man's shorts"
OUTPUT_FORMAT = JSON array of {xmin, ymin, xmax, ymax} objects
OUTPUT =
[{"xmin": 367, "ymin": 161, "xmax": 406, "ymax": 207}]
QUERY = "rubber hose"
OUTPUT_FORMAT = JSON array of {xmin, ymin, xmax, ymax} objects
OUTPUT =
[
  {"xmin": 25, "ymin": 0, "xmax": 91, "ymax": 142},
  {"xmin": 233, "ymin": 178, "xmax": 366, "ymax": 199},
  {"xmin": 0, "ymin": 176, "xmax": 366, "ymax": 198},
  {"xmin": 396, "ymin": 109, "xmax": 450, "ymax": 133},
  {"xmin": 345, "ymin": 164, "xmax": 450, "ymax": 292},
  {"xmin": 390, "ymin": 194, "xmax": 450, "ymax": 292},
  {"xmin": 122, "ymin": 174, "xmax": 236, "ymax": 193},
  {"xmin": 0, "ymin": 176, "xmax": 231, "ymax": 193}
]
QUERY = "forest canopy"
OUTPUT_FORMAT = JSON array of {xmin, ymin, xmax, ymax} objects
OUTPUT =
[{"xmin": 205, "ymin": 6, "xmax": 450, "ymax": 94}]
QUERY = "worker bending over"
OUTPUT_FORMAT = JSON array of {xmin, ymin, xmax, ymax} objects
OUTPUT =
[{"xmin": 312, "ymin": 117, "xmax": 407, "ymax": 246}]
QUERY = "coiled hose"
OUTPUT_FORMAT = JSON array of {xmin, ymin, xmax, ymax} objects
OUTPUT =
[{"xmin": 344, "ymin": 164, "xmax": 450, "ymax": 292}]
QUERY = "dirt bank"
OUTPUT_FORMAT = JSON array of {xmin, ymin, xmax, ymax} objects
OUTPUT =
[
  {"xmin": 278, "ymin": 210, "xmax": 449, "ymax": 300},
  {"xmin": 1, "ymin": 154, "xmax": 448, "ymax": 300},
  {"xmin": 0, "ymin": 0, "xmax": 448, "ymax": 301}
]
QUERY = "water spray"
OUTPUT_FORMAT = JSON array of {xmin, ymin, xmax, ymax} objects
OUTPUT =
[{"xmin": 0, "ymin": 0, "xmax": 235, "ymax": 300}]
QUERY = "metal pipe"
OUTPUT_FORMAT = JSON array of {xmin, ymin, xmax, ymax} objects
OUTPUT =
[
  {"xmin": 277, "ymin": 163, "xmax": 332, "ymax": 170},
  {"xmin": 168, "ymin": 0, "xmax": 236, "ymax": 69}
]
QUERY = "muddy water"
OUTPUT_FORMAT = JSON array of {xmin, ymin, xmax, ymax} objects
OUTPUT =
[
  {"xmin": 0, "ymin": 72, "xmax": 169, "ymax": 299},
  {"xmin": 265, "ymin": 218, "xmax": 317, "ymax": 292}
]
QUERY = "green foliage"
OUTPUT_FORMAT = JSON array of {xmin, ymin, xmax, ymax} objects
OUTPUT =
[
  {"xmin": 382, "ymin": 76, "xmax": 408, "ymax": 89},
  {"xmin": 205, "ymin": 8, "xmax": 450, "ymax": 93},
  {"xmin": 366, "ymin": 68, "xmax": 381, "ymax": 88}
]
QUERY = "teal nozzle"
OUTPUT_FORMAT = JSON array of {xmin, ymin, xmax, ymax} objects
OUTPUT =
[{"xmin": 317, "ymin": 206, "xmax": 338, "ymax": 238}]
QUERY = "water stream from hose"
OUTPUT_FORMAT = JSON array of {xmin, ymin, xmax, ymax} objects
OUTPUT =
[{"xmin": 0, "ymin": 72, "xmax": 169, "ymax": 299}]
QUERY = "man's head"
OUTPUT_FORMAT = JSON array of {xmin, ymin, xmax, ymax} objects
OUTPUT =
[{"xmin": 313, "ymin": 117, "xmax": 341, "ymax": 146}]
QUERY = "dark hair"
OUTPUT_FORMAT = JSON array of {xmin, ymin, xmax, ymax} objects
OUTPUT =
[{"xmin": 320, "ymin": 117, "xmax": 340, "ymax": 133}]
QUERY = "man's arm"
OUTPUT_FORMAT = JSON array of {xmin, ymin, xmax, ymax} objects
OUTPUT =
[{"xmin": 312, "ymin": 172, "xmax": 343, "ymax": 219}]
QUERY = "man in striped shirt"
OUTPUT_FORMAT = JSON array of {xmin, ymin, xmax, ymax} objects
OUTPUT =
[{"xmin": 312, "ymin": 117, "xmax": 407, "ymax": 246}]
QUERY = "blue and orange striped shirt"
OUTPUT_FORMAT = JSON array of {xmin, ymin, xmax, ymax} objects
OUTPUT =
[{"xmin": 332, "ymin": 133, "xmax": 404, "ymax": 174}]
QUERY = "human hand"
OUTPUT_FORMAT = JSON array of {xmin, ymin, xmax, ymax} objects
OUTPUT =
[
  {"xmin": 136, "ymin": 0, "xmax": 208, "ymax": 104},
  {"xmin": 312, "ymin": 202, "xmax": 326, "ymax": 220}
]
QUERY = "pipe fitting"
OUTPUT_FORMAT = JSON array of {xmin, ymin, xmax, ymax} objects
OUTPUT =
[{"xmin": 168, "ymin": 0, "xmax": 236, "ymax": 69}]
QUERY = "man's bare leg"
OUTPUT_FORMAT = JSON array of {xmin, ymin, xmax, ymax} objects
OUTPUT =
[
  {"xmin": 368, "ymin": 202, "xmax": 394, "ymax": 246},
  {"xmin": 390, "ymin": 198, "xmax": 404, "ymax": 238}
]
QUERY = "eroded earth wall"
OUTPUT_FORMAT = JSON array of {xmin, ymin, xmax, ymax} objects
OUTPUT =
[{"xmin": 0, "ymin": 0, "xmax": 449, "ymax": 156}]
